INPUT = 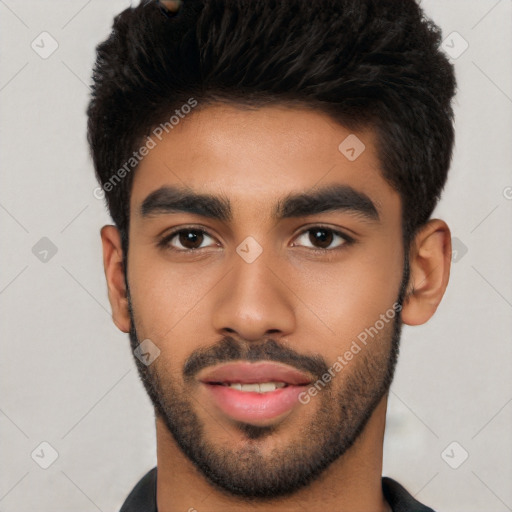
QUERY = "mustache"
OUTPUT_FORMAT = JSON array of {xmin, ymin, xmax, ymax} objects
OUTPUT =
[{"xmin": 183, "ymin": 337, "xmax": 329, "ymax": 382}]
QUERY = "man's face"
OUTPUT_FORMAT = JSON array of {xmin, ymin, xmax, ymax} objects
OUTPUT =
[{"xmin": 126, "ymin": 104, "xmax": 406, "ymax": 498}]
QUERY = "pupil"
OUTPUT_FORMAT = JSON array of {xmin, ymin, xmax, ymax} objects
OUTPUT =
[
  {"xmin": 310, "ymin": 229, "xmax": 332, "ymax": 248},
  {"xmin": 180, "ymin": 230, "xmax": 202, "ymax": 249}
]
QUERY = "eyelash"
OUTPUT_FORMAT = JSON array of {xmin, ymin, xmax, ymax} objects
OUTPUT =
[{"xmin": 157, "ymin": 225, "xmax": 355, "ymax": 254}]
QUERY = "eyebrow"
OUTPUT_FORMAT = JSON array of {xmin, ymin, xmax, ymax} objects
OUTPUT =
[{"xmin": 139, "ymin": 184, "xmax": 379, "ymax": 222}]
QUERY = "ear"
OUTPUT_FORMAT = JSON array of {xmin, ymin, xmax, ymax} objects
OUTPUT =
[
  {"xmin": 401, "ymin": 219, "xmax": 452, "ymax": 326},
  {"xmin": 100, "ymin": 225, "xmax": 131, "ymax": 333}
]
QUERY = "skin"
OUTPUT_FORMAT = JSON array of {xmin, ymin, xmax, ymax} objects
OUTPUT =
[
  {"xmin": 100, "ymin": 104, "xmax": 451, "ymax": 512},
  {"xmin": 159, "ymin": 0, "xmax": 181, "ymax": 12}
]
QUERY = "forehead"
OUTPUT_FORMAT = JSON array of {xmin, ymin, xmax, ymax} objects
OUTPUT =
[{"xmin": 130, "ymin": 104, "xmax": 399, "ymax": 221}]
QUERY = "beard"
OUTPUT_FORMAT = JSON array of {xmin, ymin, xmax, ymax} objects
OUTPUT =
[{"xmin": 125, "ymin": 261, "xmax": 409, "ymax": 501}]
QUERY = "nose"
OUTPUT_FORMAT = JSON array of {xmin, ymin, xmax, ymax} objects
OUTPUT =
[{"xmin": 212, "ymin": 252, "xmax": 296, "ymax": 342}]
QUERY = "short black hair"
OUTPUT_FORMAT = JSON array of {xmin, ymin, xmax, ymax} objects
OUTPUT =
[{"xmin": 87, "ymin": 0, "xmax": 456, "ymax": 257}]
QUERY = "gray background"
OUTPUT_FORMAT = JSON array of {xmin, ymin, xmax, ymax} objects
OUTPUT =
[{"xmin": 1, "ymin": 1, "xmax": 511, "ymax": 511}]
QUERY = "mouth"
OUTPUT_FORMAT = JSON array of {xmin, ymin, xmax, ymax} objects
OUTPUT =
[{"xmin": 198, "ymin": 361, "xmax": 313, "ymax": 425}]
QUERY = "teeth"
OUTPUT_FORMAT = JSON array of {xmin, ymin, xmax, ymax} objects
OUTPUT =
[
  {"xmin": 224, "ymin": 382, "xmax": 286, "ymax": 393},
  {"xmin": 259, "ymin": 382, "xmax": 280, "ymax": 393},
  {"xmin": 240, "ymin": 383, "xmax": 260, "ymax": 392}
]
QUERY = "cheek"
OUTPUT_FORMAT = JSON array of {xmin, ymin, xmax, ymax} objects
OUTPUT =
[
  {"xmin": 288, "ymin": 240, "xmax": 404, "ymax": 355},
  {"xmin": 127, "ymin": 248, "xmax": 225, "ymax": 361}
]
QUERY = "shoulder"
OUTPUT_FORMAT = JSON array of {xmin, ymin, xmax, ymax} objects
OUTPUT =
[
  {"xmin": 119, "ymin": 467, "xmax": 157, "ymax": 512},
  {"xmin": 382, "ymin": 476, "xmax": 436, "ymax": 512}
]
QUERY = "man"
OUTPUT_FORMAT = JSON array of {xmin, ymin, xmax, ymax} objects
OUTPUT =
[{"xmin": 87, "ymin": 0, "xmax": 456, "ymax": 510}]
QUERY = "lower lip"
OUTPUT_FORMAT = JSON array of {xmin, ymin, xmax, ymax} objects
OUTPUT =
[{"xmin": 202, "ymin": 383, "xmax": 306, "ymax": 424}]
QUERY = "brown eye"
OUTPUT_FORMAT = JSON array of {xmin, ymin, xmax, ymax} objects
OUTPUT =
[
  {"xmin": 309, "ymin": 228, "xmax": 333, "ymax": 249},
  {"xmin": 293, "ymin": 227, "xmax": 350, "ymax": 251},
  {"xmin": 178, "ymin": 230, "xmax": 204, "ymax": 249},
  {"xmin": 160, "ymin": 229, "xmax": 216, "ymax": 251}
]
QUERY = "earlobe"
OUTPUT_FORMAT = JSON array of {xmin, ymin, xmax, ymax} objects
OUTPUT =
[
  {"xmin": 100, "ymin": 225, "xmax": 131, "ymax": 333},
  {"xmin": 401, "ymin": 219, "xmax": 452, "ymax": 326}
]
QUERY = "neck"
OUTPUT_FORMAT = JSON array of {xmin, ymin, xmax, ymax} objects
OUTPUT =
[{"xmin": 156, "ymin": 395, "xmax": 391, "ymax": 512}]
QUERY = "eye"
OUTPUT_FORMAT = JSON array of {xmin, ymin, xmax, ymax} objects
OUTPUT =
[
  {"xmin": 158, "ymin": 228, "xmax": 218, "ymax": 251},
  {"xmin": 158, "ymin": 225, "xmax": 353, "ymax": 253},
  {"xmin": 292, "ymin": 226, "xmax": 353, "ymax": 251}
]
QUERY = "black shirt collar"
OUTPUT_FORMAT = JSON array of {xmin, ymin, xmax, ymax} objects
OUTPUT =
[{"xmin": 120, "ymin": 467, "xmax": 436, "ymax": 512}]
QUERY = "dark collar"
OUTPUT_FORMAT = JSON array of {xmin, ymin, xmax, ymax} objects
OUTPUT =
[{"xmin": 120, "ymin": 467, "xmax": 436, "ymax": 512}]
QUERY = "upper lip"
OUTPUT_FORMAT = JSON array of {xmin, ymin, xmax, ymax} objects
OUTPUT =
[{"xmin": 198, "ymin": 361, "xmax": 314, "ymax": 386}]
